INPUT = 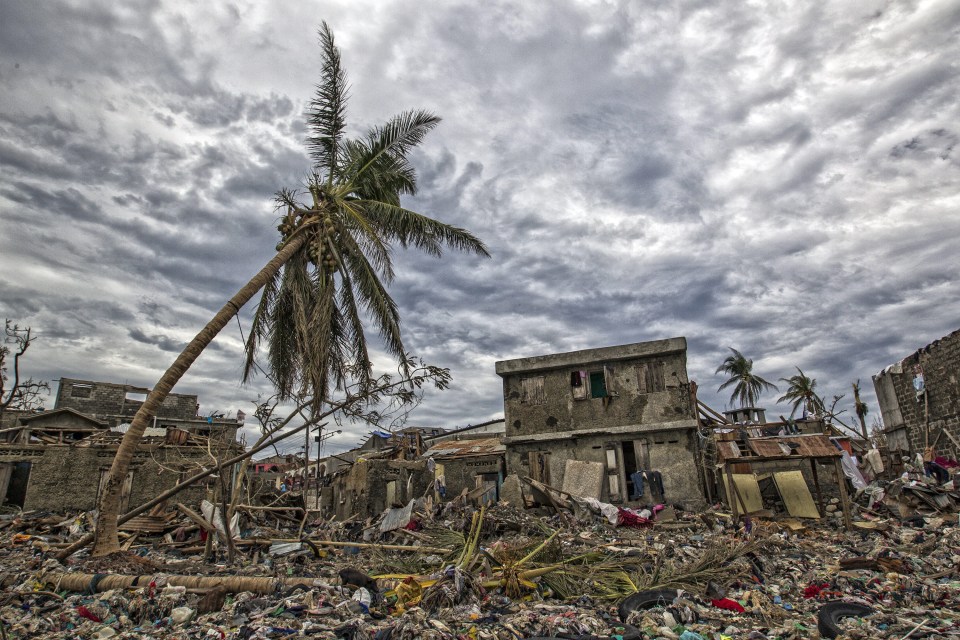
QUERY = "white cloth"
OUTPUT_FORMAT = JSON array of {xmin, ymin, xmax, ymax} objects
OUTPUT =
[
  {"xmin": 840, "ymin": 451, "xmax": 868, "ymax": 491},
  {"xmin": 864, "ymin": 448, "xmax": 884, "ymax": 474}
]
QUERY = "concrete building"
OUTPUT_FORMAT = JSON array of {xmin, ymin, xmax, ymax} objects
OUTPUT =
[
  {"xmin": 495, "ymin": 337, "xmax": 705, "ymax": 508},
  {"xmin": 0, "ymin": 379, "xmax": 242, "ymax": 511},
  {"xmin": 874, "ymin": 328, "xmax": 960, "ymax": 456}
]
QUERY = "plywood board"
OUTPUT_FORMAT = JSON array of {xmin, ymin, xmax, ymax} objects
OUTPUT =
[
  {"xmin": 561, "ymin": 460, "xmax": 604, "ymax": 500},
  {"xmin": 723, "ymin": 473, "xmax": 764, "ymax": 513},
  {"xmin": 773, "ymin": 470, "xmax": 821, "ymax": 519}
]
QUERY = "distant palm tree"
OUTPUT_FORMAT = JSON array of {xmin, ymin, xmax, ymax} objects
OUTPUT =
[
  {"xmin": 777, "ymin": 367, "xmax": 825, "ymax": 418},
  {"xmin": 852, "ymin": 379, "xmax": 869, "ymax": 440},
  {"xmin": 715, "ymin": 348, "xmax": 778, "ymax": 408}
]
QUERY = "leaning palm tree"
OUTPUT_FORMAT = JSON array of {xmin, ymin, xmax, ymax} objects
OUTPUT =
[
  {"xmin": 715, "ymin": 347, "xmax": 778, "ymax": 408},
  {"xmin": 91, "ymin": 23, "xmax": 488, "ymax": 556},
  {"xmin": 777, "ymin": 367, "xmax": 825, "ymax": 418}
]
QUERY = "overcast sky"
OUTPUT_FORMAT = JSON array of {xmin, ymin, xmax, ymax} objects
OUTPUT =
[{"xmin": 2, "ymin": 0, "xmax": 959, "ymax": 456}]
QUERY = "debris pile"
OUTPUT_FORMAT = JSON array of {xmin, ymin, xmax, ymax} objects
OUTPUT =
[{"xmin": 1, "ymin": 473, "xmax": 959, "ymax": 639}]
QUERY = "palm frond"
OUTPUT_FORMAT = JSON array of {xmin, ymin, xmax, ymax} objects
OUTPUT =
[
  {"xmin": 305, "ymin": 22, "xmax": 349, "ymax": 178},
  {"xmin": 360, "ymin": 200, "xmax": 490, "ymax": 257}
]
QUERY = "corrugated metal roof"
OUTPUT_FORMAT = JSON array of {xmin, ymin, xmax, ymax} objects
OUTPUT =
[
  {"xmin": 424, "ymin": 437, "xmax": 504, "ymax": 458},
  {"xmin": 716, "ymin": 434, "xmax": 840, "ymax": 462}
]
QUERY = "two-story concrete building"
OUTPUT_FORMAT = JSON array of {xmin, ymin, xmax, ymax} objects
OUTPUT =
[{"xmin": 495, "ymin": 337, "xmax": 705, "ymax": 508}]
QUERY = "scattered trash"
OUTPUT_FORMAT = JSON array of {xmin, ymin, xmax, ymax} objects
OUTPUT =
[{"xmin": 1, "ymin": 467, "xmax": 959, "ymax": 640}]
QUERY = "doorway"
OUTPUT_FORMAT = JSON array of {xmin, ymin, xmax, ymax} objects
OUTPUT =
[{"xmin": 5, "ymin": 462, "xmax": 32, "ymax": 507}]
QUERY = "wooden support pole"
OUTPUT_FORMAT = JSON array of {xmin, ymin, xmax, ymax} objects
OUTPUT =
[
  {"xmin": 724, "ymin": 464, "xmax": 740, "ymax": 520},
  {"xmin": 833, "ymin": 458, "xmax": 853, "ymax": 531},
  {"xmin": 810, "ymin": 459, "xmax": 825, "ymax": 517}
]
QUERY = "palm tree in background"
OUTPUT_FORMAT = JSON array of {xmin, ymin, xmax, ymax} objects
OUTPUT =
[
  {"xmin": 92, "ymin": 23, "xmax": 489, "ymax": 556},
  {"xmin": 852, "ymin": 379, "xmax": 869, "ymax": 440},
  {"xmin": 777, "ymin": 367, "xmax": 826, "ymax": 418},
  {"xmin": 715, "ymin": 347, "xmax": 778, "ymax": 408}
]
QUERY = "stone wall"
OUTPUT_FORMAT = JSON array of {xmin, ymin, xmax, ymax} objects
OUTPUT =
[{"xmin": 873, "ymin": 329, "xmax": 960, "ymax": 456}]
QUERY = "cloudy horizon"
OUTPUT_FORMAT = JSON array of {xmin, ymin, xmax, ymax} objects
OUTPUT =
[{"xmin": 2, "ymin": 0, "xmax": 959, "ymax": 456}]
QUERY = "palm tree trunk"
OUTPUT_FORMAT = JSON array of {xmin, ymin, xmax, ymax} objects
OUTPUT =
[{"xmin": 91, "ymin": 235, "xmax": 307, "ymax": 556}]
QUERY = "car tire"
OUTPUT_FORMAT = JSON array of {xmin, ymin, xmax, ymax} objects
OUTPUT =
[
  {"xmin": 817, "ymin": 601, "xmax": 875, "ymax": 639},
  {"xmin": 618, "ymin": 589, "xmax": 679, "ymax": 622}
]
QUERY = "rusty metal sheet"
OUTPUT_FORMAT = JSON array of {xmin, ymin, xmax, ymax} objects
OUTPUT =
[
  {"xmin": 748, "ymin": 434, "xmax": 840, "ymax": 458},
  {"xmin": 424, "ymin": 437, "xmax": 504, "ymax": 458}
]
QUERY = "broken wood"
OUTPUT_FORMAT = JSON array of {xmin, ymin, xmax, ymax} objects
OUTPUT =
[
  {"xmin": 176, "ymin": 503, "xmax": 216, "ymax": 533},
  {"xmin": 42, "ymin": 571, "xmax": 321, "ymax": 595}
]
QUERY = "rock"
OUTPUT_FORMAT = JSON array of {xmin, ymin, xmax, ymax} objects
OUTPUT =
[
  {"xmin": 170, "ymin": 606, "xmax": 196, "ymax": 625},
  {"xmin": 92, "ymin": 628, "xmax": 117, "ymax": 639}
]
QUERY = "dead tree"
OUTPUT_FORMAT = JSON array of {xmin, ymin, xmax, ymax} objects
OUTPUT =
[{"xmin": 0, "ymin": 320, "xmax": 49, "ymax": 420}]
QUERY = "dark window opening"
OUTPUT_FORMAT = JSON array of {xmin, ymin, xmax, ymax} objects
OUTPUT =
[
  {"xmin": 589, "ymin": 371, "xmax": 607, "ymax": 398},
  {"xmin": 71, "ymin": 384, "xmax": 92, "ymax": 398}
]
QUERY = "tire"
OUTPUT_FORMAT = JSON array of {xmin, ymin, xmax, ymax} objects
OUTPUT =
[
  {"xmin": 817, "ymin": 601, "xmax": 875, "ymax": 639},
  {"xmin": 618, "ymin": 589, "xmax": 679, "ymax": 622}
]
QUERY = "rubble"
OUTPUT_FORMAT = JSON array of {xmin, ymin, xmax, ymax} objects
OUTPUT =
[{"xmin": 1, "ymin": 474, "xmax": 959, "ymax": 640}]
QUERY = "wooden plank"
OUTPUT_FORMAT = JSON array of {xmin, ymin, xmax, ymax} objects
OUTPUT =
[
  {"xmin": 722, "ymin": 472, "xmax": 764, "ymax": 513},
  {"xmin": 177, "ymin": 503, "xmax": 216, "ymax": 533},
  {"xmin": 773, "ymin": 470, "xmax": 821, "ymax": 518}
]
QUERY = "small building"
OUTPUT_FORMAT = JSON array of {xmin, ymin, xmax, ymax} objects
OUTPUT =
[
  {"xmin": 0, "ymin": 378, "xmax": 242, "ymax": 511},
  {"xmin": 423, "ymin": 436, "xmax": 505, "ymax": 503},
  {"xmin": 495, "ymin": 337, "xmax": 705, "ymax": 508},
  {"xmin": 873, "ymin": 328, "xmax": 960, "ymax": 457}
]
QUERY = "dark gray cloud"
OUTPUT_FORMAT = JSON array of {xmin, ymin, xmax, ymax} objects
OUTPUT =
[{"xmin": 2, "ymin": 0, "xmax": 959, "ymax": 451}]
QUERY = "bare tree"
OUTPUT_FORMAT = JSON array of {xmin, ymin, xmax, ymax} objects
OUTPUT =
[{"xmin": 0, "ymin": 320, "xmax": 49, "ymax": 419}]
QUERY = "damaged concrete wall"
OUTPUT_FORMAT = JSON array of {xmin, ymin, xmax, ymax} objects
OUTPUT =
[
  {"xmin": 496, "ymin": 338, "xmax": 703, "ymax": 509},
  {"xmin": 497, "ymin": 338, "xmax": 693, "ymax": 437},
  {"xmin": 506, "ymin": 430, "xmax": 703, "ymax": 508},
  {"xmin": 873, "ymin": 328, "xmax": 960, "ymax": 456},
  {"xmin": 331, "ymin": 459, "xmax": 432, "ymax": 521},
  {"xmin": 438, "ymin": 456, "xmax": 503, "ymax": 498},
  {"xmin": 0, "ymin": 445, "xmax": 211, "ymax": 511}
]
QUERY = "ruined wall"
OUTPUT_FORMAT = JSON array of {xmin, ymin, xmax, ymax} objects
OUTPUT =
[
  {"xmin": 873, "ymin": 329, "xmax": 960, "ymax": 456},
  {"xmin": 439, "ymin": 456, "xmax": 503, "ymax": 498},
  {"xmin": 56, "ymin": 378, "xmax": 198, "ymax": 424},
  {"xmin": 497, "ymin": 339, "xmax": 694, "ymax": 439},
  {"xmin": 0, "ymin": 445, "xmax": 211, "ymax": 512},
  {"xmin": 331, "ymin": 459, "xmax": 433, "ymax": 521},
  {"xmin": 505, "ymin": 430, "xmax": 704, "ymax": 509}
]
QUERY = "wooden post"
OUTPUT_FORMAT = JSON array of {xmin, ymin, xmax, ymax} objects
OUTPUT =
[
  {"xmin": 724, "ymin": 464, "xmax": 739, "ymax": 519},
  {"xmin": 810, "ymin": 459, "xmax": 825, "ymax": 517},
  {"xmin": 833, "ymin": 458, "xmax": 853, "ymax": 530}
]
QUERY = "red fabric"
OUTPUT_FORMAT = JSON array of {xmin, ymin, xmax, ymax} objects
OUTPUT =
[
  {"xmin": 803, "ymin": 582, "xmax": 830, "ymax": 599},
  {"xmin": 616, "ymin": 508, "xmax": 652, "ymax": 529},
  {"xmin": 935, "ymin": 456, "xmax": 959, "ymax": 468},
  {"xmin": 76, "ymin": 605, "xmax": 102, "ymax": 622},
  {"xmin": 710, "ymin": 598, "xmax": 745, "ymax": 613}
]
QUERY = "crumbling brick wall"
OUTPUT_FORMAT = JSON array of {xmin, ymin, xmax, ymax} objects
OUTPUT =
[
  {"xmin": 874, "ymin": 329, "xmax": 960, "ymax": 457},
  {"xmin": 56, "ymin": 378, "xmax": 198, "ymax": 425}
]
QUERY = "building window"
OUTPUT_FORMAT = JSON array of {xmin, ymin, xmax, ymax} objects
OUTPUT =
[
  {"xmin": 589, "ymin": 371, "xmax": 608, "ymax": 398},
  {"xmin": 521, "ymin": 376, "xmax": 545, "ymax": 405},
  {"xmin": 71, "ymin": 384, "xmax": 92, "ymax": 398},
  {"xmin": 637, "ymin": 361, "xmax": 665, "ymax": 394},
  {"xmin": 571, "ymin": 371, "xmax": 587, "ymax": 400}
]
